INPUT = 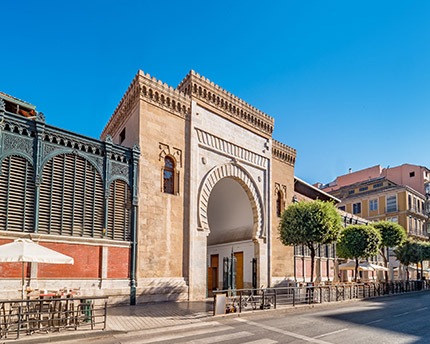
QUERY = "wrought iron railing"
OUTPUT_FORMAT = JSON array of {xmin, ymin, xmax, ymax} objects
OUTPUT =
[
  {"xmin": 213, "ymin": 280, "xmax": 430, "ymax": 315},
  {"xmin": 0, "ymin": 296, "xmax": 108, "ymax": 339}
]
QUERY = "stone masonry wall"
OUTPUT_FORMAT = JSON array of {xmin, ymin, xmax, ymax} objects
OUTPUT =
[{"xmin": 271, "ymin": 155, "xmax": 295, "ymax": 284}]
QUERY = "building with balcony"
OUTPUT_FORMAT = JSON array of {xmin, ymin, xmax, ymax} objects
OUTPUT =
[
  {"xmin": 323, "ymin": 177, "xmax": 429, "ymax": 240},
  {"xmin": 290, "ymin": 177, "xmax": 377, "ymax": 283}
]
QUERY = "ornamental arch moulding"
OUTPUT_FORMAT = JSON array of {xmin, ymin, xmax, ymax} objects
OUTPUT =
[
  {"xmin": 107, "ymin": 162, "xmax": 131, "ymax": 190},
  {"xmin": 40, "ymin": 149, "xmax": 104, "ymax": 182},
  {"xmin": 198, "ymin": 162, "xmax": 265, "ymax": 240},
  {"xmin": 0, "ymin": 152, "xmax": 34, "ymax": 176}
]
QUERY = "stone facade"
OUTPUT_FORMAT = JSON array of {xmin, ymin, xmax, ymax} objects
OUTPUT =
[{"xmin": 101, "ymin": 70, "xmax": 297, "ymax": 301}]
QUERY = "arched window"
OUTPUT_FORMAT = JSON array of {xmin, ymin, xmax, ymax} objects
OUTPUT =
[
  {"xmin": 163, "ymin": 156, "xmax": 175, "ymax": 194},
  {"xmin": 276, "ymin": 191, "xmax": 283, "ymax": 217}
]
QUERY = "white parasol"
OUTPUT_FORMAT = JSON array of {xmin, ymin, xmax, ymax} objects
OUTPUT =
[
  {"xmin": 337, "ymin": 261, "xmax": 374, "ymax": 271},
  {"xmin": 0, "ymin": 239, "xmax": 74, "ymax": 298},
  {"xmin": 368, "ymin": 263, "xmax": 389, "ymax": 272}
]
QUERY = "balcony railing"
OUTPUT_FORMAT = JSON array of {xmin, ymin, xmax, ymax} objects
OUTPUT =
[{"xmin": 408, "ymin": 206, "xmax": 428, "ymax": 216}]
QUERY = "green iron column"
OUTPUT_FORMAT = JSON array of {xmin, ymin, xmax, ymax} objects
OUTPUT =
[
  {"xmin": 103, "ymin": 136, "xmax": 113, "ymax": 238},
  {"xmin": 130, "ymin": 143, "xmax": 140, "ymax": 305},
  {"xmin": 33, "ymin": 115, "xmax": 45, "ymax": 233}
]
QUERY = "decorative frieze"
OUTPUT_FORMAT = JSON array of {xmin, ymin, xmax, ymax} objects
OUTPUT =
[
  {"xmin": 195, "ymin": 128, "xmax": 267, "ymax": 168},
  {"xmin": 2, "ymin": 133, "xmax": 33, "ymax": 157},
  {"xmin": 177, "ymin": 70, "xmax": 274, "ymax": 138},
  {"xmin": 272, "ymin": 139, "xmax": 296, "ymax": 166}
]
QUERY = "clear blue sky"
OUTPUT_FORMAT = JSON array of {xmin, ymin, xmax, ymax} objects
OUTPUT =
[{"xmin": 2, "ymin": 1, "xmax": 429, "ymax": 184}]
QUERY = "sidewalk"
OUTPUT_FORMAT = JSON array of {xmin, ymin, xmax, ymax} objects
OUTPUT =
[
  {"xmin": 6, "ymin": 300, "xmax": 214, "ymax": 343},
  {"xmin": 106, "ymin": 300, "xmax": 213, "ymax": 332}
]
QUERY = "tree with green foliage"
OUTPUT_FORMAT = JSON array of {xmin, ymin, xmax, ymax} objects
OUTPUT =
[
  {"xmin": 373, "ymin": 221, "xmax": 406, "ymax": 281},
  {"xmin": 279, "ymin": 200, "xmax": 343, "ymax": 283},
  {"xmin": 416, "ymin": 241, "xmax": 429, "ymax": 279},
  {"xmin": 394, "ymin": 239, "xmax": 423, "ymax": 280},
  {"xmin": 423, "ymin": 241, "xmax": 430, "ymax": 261},
  {"xmin": 336, "ymin": 225, "xmax": 381, "ymax": 282}
]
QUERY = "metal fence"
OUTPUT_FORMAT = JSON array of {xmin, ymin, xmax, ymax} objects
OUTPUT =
[
  {"xmin": 0, "ymin": 296, "xmax": 108, "ymax": 339},
  {"xmin": 213, "ymin": 280, "xmax": 430, "ymax": 315}
]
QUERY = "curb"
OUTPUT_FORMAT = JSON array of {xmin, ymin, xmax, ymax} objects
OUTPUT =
[{"xmin": 2, "ymin": 329, "xmax": 125, "ymax": 344}]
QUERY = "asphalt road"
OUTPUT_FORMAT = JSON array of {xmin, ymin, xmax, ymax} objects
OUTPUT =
[{"xmin": 60, "ymin": 292, "xmax": 430, "ymax": 344}]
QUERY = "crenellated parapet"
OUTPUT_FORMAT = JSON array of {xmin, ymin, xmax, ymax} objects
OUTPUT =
[
  {"xmin": 138, "ymin": 70, "xmax": 191, "ymax": 120},
  {"xmin": 177, "ymin": 70, "xmax": 274, "ymax": 138},
  {"xmin": 101, "ymin": 70, "xmax": 191, "ymax": 140},
  {"xmin": 272, "ymin": 139, "xmax": 296, "ymax": 166}
]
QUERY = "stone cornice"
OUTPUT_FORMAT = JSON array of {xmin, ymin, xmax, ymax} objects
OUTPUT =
[
  {"xmin": 101, "ymin": 70, "xmax": 191, "ymax": 141},
  {"xmin": 101, "ymin": 72, "xmax": 140, "ymax": 141},
  {"xmin": 272, "ymin": 139, "xmax": 296, "ymax": 166},
  {"xmin": 177, "ymin": 70, "xmax": 274, "ymax": 138}
]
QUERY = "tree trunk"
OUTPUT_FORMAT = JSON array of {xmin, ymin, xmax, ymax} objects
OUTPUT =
[
  {"xmin": 380, "ymin": 247, "xmax": 388, "ymax": 282},
  {"xmin": 309, "ymin": 244, "xmax": 315, "ymax": 284},
  {"xmin": 406, "ymin": 267, "xmax": 409, "ymax": 281},
  {"xmin": 355, "ymin": 258, "xmax": 359, "ymax": 282},
  {"xmin": 421, "ymin": 261, "xmax": 424, "ymax": 280}
]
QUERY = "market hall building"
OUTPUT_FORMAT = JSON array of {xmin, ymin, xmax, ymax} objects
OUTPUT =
[
  {"xmin": 0, "ymin": 70, "xmax": 300, "ymax": 303},
  {"xmin": 0, "ymin": 93, "xmax": 139, "ymax": 303}
]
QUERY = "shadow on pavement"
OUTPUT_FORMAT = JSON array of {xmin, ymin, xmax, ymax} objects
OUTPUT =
[{"xmin": 320, "ymin": 292, "xmax": 430, "ymax": 343}]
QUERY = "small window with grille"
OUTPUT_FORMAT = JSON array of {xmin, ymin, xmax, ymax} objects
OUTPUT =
[
  {"xmin": 276, "ymin": 191, "xmax": 283, "ymax": 217},
  {"xmin": 163, "ymin": 156, "xmax": 175, "ymax": 194}
]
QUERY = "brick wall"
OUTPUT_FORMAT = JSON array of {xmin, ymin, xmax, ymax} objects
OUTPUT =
[{"xmin": 0, "ymin": 239, "xmax": 130, "ymax": 279}]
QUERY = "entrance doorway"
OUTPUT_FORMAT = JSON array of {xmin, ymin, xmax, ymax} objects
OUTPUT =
[
  {"xmin": 207, "ymin": 254, "xmax": 219, "ymax": 295},
  {"xmin": 206, "ymin": 177, "xmax": 255, "ymax": 292},
  {"xmin": 234, "ymin": 252, "xmax": 243, "ymax": 289}
]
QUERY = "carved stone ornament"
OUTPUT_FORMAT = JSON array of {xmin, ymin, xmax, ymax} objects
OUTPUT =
[
  {"xmin": 172, "ymin": 147, "xmax": 182, "ymax": 168},
  {"xmin": 158, "ymin": 142, "xmax": 182, "ymax": 168},
  {"xmin": 274, "ymin": 183, "xmax": 287, "ymax": 200},
  {"xmin": 0, "ymin": 99, "xmax": 5, "ymax": 112}
]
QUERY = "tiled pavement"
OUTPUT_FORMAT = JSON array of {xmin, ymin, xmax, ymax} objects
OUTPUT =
[{"xmin": 106, "ymin": 300, "xmax": 214, "ymax": 332}]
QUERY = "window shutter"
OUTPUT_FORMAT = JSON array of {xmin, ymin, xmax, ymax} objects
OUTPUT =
[
  {"xmin": 174, "ymin": 171, "xmax": 180, "ymax": 195},
  {"xmin": 0, "ymin": 156, "xmax": 35, "ymax": 232},
  {"xmin": 39, "ymin": 154, "xmax": 104, "ymax": 238},
  {"xmin": 107, "ymin": 179, "xmax": 131, "ymax": 240}
]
